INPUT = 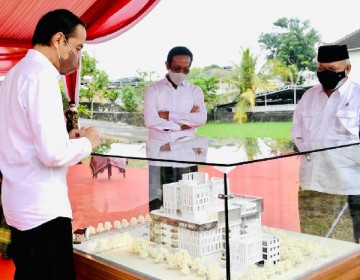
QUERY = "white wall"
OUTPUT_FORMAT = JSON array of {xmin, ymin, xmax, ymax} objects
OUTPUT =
[{"xmin": 349, "ymin": 50, "xmax": 360, "ymax": 84}]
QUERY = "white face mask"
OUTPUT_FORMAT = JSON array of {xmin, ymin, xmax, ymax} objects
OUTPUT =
[
  {"xmin": 167, "ymin": 69, "xmax": 187, "ymax": 86},
  {"xmin": 69, "ymin": 107, "xmax": 76, "ymax": 112}
]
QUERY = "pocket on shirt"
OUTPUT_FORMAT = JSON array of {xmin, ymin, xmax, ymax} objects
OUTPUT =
[
  {"xmin": 335, "ymin": 110, "xmax": 358, "ymax": 136},
  {"xmin": 301, "ymin": 110, "xmax": 318, "ymax": 133}
]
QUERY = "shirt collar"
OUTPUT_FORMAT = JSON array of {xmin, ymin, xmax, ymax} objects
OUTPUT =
[
  {"xmin": 337, "ymin": 78, "xmax": 350, "ymax": 96},
  {"xmin": 27, "ymin": 49, "xmax": 60, "ymax": 77}
]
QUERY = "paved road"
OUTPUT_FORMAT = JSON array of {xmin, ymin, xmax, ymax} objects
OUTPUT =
[{"xmin": 79, "ymin": 118, "xmax": 148, "ymax": 141}]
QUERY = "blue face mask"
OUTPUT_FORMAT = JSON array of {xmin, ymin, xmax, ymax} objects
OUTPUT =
[{"xmin": 317, "ymin": 69, "xmax": 346, "ymax": 91}]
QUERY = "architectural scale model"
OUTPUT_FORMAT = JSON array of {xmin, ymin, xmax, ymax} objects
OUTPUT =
[{"xmin": 149, "ymin": 171, "xmax": 280, "ymax": 274}]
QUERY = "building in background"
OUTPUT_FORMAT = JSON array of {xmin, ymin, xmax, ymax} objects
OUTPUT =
[{"xmin": 334, "ymin": 28, "xmax": 360, "ymax": 84}]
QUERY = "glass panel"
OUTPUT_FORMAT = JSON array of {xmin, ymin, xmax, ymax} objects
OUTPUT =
[
  {"xmin": 225, "ymin": 144, "xmax": 360, "ymax": 279},
  {"xmin": 71, "ymin": 136, "xmax": 360, "ymax": 279}
]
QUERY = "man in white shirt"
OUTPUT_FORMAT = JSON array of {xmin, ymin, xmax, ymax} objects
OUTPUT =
[
  {"xmin": 0, "ymin": 9, "xmax": 100, "ymax": 279},
  {"xmin": 291, "ymin": 44, "xmax": 360, "ymax": 243},
  {"xmin": 144, "ymin": 46, "xmax": 207, "ymax": 141},
  {"xmin": 144, "ymin": 46, "xmax": 207, "ymax": 210}
]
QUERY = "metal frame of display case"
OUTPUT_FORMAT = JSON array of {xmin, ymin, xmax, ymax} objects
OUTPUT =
[{"xmin": 72, "ymin": 137, "xmax": 360, "ymax": 280}]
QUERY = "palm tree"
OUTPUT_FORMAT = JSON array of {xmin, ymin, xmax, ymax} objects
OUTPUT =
[{"xmin": 228, "ymin": 48, "xmax": 273, "ymax": 123}]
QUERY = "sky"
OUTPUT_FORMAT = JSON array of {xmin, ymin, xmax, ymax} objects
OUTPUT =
[{"xmin": 83, "ymin": 0, "xmax": 360, "ymax": 80}]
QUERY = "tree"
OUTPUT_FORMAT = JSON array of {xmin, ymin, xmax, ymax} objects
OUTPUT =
[
  {"xmin": 121, "ymin": 85, "xmax": 138, "ymax": 112},
  {"xmin": 80, "ymin": 70, "xmax": 110, "ymax": 118},
  {"xmin": 79, "ymin": 51, "xmax": 110, "ymax": 118},
  {"xmin": 92, "ymin": 70, "xmax": 110, "ymax": 96},
  {"xmin": 134, "ymin": 69, "xmax": 154, "ymax": 111},
  {"xmin": 258, "ymin": 17, "xmax": 321, "ymax": 80},
  {"xmin": 187, "ymin": 67, "xmax": 206, "ymax": 80},
  {"xmin": 81, "ymin": 51, "xmax": 98, "ymax": 77},
  {"xmin": 187, "ymin": 68, "xmax": 219, "ymax": 112},
  {"xmin": 261, "ymin": 58, "xmax": 294, "ymax": 84},
  {"xmin": 103, "ymin": 88, "xmax": 121, "ymax": 103},
  {"xmin": 227, "ymin": 48, "xmax": 271, "ymax": 123}
]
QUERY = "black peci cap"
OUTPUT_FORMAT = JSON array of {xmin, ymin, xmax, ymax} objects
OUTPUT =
[{"xmin": 317, "ymin": 45, "xmax": 349, "ymax": 63}]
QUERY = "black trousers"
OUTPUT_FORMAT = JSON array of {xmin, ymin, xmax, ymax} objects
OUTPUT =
[
  {"xmin": 149, "ymin": 165, "xmax": 198, "ymax": 211},
  {"xmin": 347, "ymin": 195, "xmax": 360, "ymax": 243},
  {"xmin": 10, "ymin": 217, "xmax": 76, "ymax": 280}
]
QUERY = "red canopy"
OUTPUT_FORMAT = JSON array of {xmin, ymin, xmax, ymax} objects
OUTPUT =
[{"xmin": 0, "ymin": 0, "xmax": 159, "ymax": 101}]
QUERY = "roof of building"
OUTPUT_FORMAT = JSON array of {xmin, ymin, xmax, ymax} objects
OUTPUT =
[
  {"xmin": 215, "ymin": 85, "xmax": 312, "ymax": 108},
  {"xmin": 334, "ymin": 28, "xmax": 360, "ymax": 50}
]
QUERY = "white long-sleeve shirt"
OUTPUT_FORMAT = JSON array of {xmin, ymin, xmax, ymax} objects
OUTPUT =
[
  {"xmin": 144, "ymin": 76, "xmax": 207, "ymax": 141},
  {"xmin": 0, "ymin": 49, "xmax": 92, "ymax": 230},
  {"xmin": 292, "ymin": 80, "xmax": 360, "ymax": 143},
  {"xmin": 291, "ymin": 79, "xmax": 360, "ymax": 194}
]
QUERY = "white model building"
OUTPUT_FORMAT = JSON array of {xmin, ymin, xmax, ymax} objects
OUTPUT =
[{"xmin": 149, "ymin": 172, "xmax": 280, "ymax": 273}]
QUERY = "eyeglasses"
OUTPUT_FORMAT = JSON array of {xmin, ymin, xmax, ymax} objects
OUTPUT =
[
  {"xmin": 170, "ymin": 66, "xmax": 190, "ymax": 74},
  {"xmin": 64, "ymin": 37, "xmax": 72, "ymax": 54},
  {"xmin": 64, "ymin": 36, "xmax": 81, "ymax": 57}
]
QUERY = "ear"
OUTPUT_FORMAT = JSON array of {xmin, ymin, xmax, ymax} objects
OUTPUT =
[
  {"xmin": 345, "ymin": 64, "xmax": 351, "ymax": 76},
  {"xmin": 51, "ymin": 32, "xmax": 64, "ymax": 49},
  {"xmin": 165, "ymin": 61, "xmax": 170, "ymax": 70}
]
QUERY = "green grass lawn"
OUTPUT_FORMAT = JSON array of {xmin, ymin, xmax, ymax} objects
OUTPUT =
[
  {"xmin": 196, "ymin": 121, "xmax": 292, "ymax": 139},
  {"xmin": 299, "ymin": 190, "xmax": 353, "ymax": 242}
]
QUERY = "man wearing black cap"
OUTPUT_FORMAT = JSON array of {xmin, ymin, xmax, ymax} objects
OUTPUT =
[
  {"xmin": 291, "ymin": 44, "xmax": 360, "ymax": 243},
  {"xmin": 65, "ymin": 99, "xmax": 80, "ymax": 134}
]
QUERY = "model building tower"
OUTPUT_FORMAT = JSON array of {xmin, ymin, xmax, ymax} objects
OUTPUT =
[
  {"xmin": 162, "ymin": 172, "xmax": 224, "ymax": 219},
  {"xmin": 149, "ymin": 171, "xmax": 280, "ymax": 274},
  {"xmin": 261, "ymin": 233, "xmax": 280, "ymax": 264}
]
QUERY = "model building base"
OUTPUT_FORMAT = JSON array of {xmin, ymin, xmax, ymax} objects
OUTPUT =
[{"xmin": 73, "ymin": 224, "xmax": 360, "ymax": 280}]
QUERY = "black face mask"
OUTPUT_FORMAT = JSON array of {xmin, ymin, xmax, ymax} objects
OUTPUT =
[{"xmin": 317, "ymin": 69, "xmax": 346, "ymax": 90}]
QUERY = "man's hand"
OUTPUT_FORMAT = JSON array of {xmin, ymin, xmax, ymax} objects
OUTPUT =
[
  {"xmin": 158, "ymin": 111, "xmax": 169, "ymax": 120},
  {"xmin": 78, "ymin": 127, "xmax": 88, "ymax": 138},
  {"xmin": 82, "ymin": 127, "xmax": 100, "ymax": 149},
  {"xmin": 160, "ymin": 143, "xmax": 171, "ymax": 152},
  {"xmin": 191, "ymin": 105, "xmax": 200, "ymax": 113},
  {"xmin": 69, "ymin": 128, "xmax": 81, "ymax": 139},
  {"xmin": 193, "ymin": 148, "xmax": 202, "ymax": 155},
  {"xmin": 180, "ymin": 124, "xmax": 191, "ymax": 130}
]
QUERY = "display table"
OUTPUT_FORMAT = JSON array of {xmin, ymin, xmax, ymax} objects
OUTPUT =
[
  {"xmin": 73, "ymin": 225, "xmax": 360, "ymax": 280},
  {"xmin": 74, "ymin": 250, "xmax": 148, "ymax": 280},
  {"xmin": 74, "ymin": 250, "xmax": 360, "ymax": 280},
  {"xmin": 90, "ymin": 156, "xmax": 127, "ymax": 179}
]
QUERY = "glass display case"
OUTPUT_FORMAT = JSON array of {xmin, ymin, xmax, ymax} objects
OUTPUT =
[{"xmin": 69, "ymin": 135, "xmax": 360, "ymax": 280}]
